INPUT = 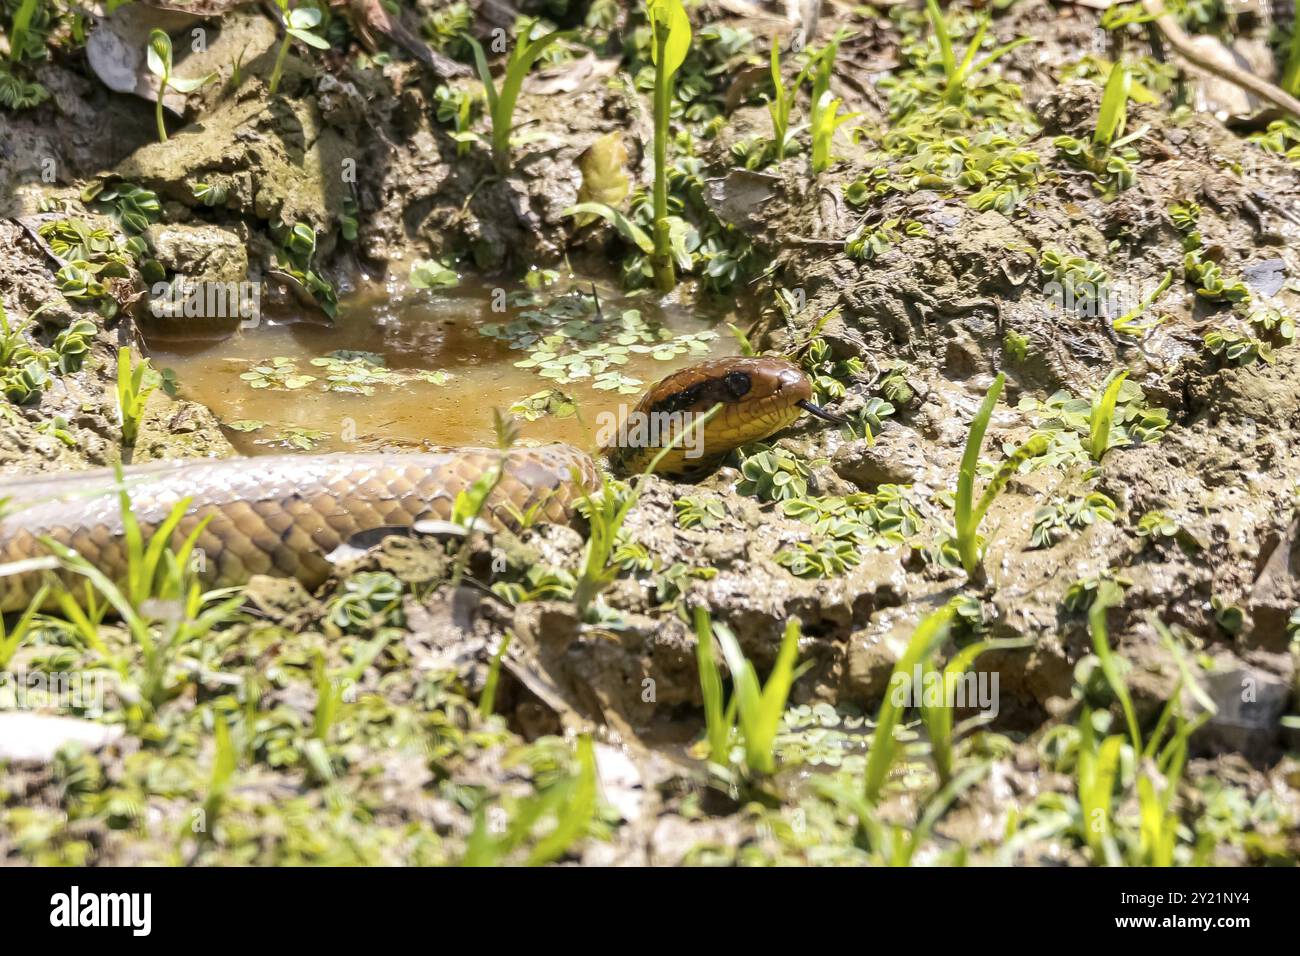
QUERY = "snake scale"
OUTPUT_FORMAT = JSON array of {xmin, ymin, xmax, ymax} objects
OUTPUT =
[{"xmin": 0, "ymin": 356, "xmax": 842, "ymax": 612}]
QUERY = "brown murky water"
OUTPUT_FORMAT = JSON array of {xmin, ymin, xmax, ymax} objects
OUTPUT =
[{"xmin": 147, "ymin": 276, "xmax": 739, "ymax": 455}]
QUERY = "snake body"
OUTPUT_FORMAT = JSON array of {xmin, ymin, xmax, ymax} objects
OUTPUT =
[{"xmin": 0, "ymin": 357, "xmax": 836, "ymax": 612}]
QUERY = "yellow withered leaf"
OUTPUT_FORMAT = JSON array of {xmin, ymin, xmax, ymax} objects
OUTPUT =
[{"xmin": 576, "ymin": 132, "xmax": 630, "ymax": 224}]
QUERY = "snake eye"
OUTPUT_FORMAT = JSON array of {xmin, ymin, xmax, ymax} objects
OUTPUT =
[{"xmin": 722, "ymin": 371, "xmax": 751, "ymax": 399}]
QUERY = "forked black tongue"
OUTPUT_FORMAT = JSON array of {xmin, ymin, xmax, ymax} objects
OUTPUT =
[{"xmin": 797, "ymin": 399, "xmax": 849, "ymax": 425}]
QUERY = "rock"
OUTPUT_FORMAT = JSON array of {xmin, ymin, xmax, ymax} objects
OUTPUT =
[
  {"xmin": 144, "ymin": 222, "xmax": 249, "ymax": 284},
  {"xmin": 1243, "ymin": 258, "xmax": 1287, "ymax": 299},
  {"xmin": 0, "ymin": 713, "xmax": 122, "ymax": 763},
  {"xmin": 833, "ymin": 426, "xmax": 927, "ymax": 488},
  {"xmin": 1193, "ymin": 664, "xmax": 1290, "ymax": 760}
]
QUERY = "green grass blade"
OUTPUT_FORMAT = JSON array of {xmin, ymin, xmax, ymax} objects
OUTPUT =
[
  {"xmin": 0, "ymin": 583, "xmax": 48, "ymax": 667},
  {"xmin": 1088, "ymin": 581, "xmax": 1142, "ymax": 752},
  {"xmin": 1088, "ymin": 370, "xmax": 1128, "ymax": 462},
  {"xmin": 1095, "ymin": 61, "xmax": 1130, "ymax": 147},
  {"xmin": 864, "ymin": 602, "xmax": 955, "ymax": 802},
  {"xmin": 750, "ymin": 617, "xmax": 803, "ymax": 771},
  {"xmin": 954, "ymin": 372, "xmax": 1004, "ymax": 576},
  {"xmin": 525, "ymin": 735, "xmax": 597, "ymax": 866},
  {"xmin": 693, "ymin": 607, "xmax": 731, "ymax": 764},
  {"xmin": 926, "ymin": 0, "xmax": 955, "ymax": 81},
  {"xmin": 479, "ymin": 630, "xmax": 513, "ymax": 719}
]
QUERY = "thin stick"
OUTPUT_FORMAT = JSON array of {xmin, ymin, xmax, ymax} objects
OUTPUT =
[{"xmin": 1140, "ymin": 0, "xmax": 1300, "ymax": 119}]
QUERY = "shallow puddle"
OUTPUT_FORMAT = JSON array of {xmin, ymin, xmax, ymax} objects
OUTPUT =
[{"xmin": 146, "ymin": 275, "xmax": 739, "ymax": 455}]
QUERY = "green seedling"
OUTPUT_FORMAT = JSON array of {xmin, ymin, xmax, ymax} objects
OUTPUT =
[
  {"xmin": 41, "ymin": 475, "xmax": 243, "ymax": 716},
  {"xmin": 267, "ymin": 0, "xmax": 330, "ymax": 97},
  {"xmin": 0, "ymin": 583, "xmax": 48, "ymax": 667},
  {"xmin": 926, "ymin": 0, "xmax": 1030, "ymax": 106},
  {"xmin": 198, "ymin": 716, "xmax": 238, "ymax": 847},
  {"xmin": 695, "ymin": 608, "xmax": 805, "ymax": 775},
  {"xmin": 1088, "ymin": 370, "xmax": 1128, "ymax": 462},
  {"xmin": 646, "ymin": 0, "xmax": 691, "ymax": 291},
  {"xmin": 8, "ymin": 0, "xmax": 39, "ymax": 64},
  {"xmin": 693, "ymin": 606, "xmax": 734, "ymax": 766},
  {"xmin": 864, "ymin": 602, "xmax": 954, "ymax": 802},
  {"xmin": 479, "ymin": 631, "xmax": 513, "ymax": 719},
  {"xmin": 463, "ymin": 735, "xmax": 598, "ymax": 866},
  {"xmin": 767, "ymin": 36, "xmax": 803, "ymax": 161},
  {"xmin": 1053, "ymin": 62, "xmax": 1146, "ymax": 197},
  {"xmin": 806, "ymin": 35, "xmax": 858, "ymax": 173},
  {"xmin": 1112, "ymin": 271, "xmax": 1172, "ymax": 338},
  {"xmin": 952, "ymin": 373, "xmax": 1049, "ymax": 576},
  {"xmin": 116, "ymin": 346, "xmax": 158, "ymax": 446},
  {"xmin": 146, "ymin": 30, "xmax": 216, "ymax": 142},
  {"xmin": 450, "ymin": 408, "xmax": 517, "ymax": 587},
  {"xmin": 921, "ymin": 634, "xmax": 1031, "ymax": 785},
  {"xmin": 465, "ymin": 17, "xmax": 567, "ymax": 174}
]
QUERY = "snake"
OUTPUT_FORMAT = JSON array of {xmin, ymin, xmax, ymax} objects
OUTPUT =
[{"xmin": 0, "ymin": 356, "xmax": 844, "ymax": 612}]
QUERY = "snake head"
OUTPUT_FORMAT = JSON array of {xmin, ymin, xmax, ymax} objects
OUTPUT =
[{"xmin": 603, "ymin": 356, "xmax": 840, "ymax": 478}]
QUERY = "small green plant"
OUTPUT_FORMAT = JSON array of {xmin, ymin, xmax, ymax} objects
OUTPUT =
[
  {"xmin": 1284, "ymin": 0, "xmax": 1300, "ymax": 96},
  {"xmin": 267, "ymin": 1, "xmax": 330, "ymax": 96},
  {"xmin": 1088, "ymin": 370, "xmax": 1128, "ymax": 462},
  {"xmin": 1052, "ymin": 62, "xmax": 1145, "ymax": 197},
  {"xmin": 573, "ymin": 405, "xmax": 720, "ymax": 618},
  {"xmin": 450, "ymin": 409, "xmax": 518, "ymax": 587},
  {"xmin": 766, "ymin": 36, "xmax": 801, "ymax": 162},
  {"xmin": 1204, "ymin": 327, "xmax": 1273, "ymax": 366},
  {"xmin": 926, "ymin": 0, "xmax": 1030, "ymax": 107},
  {"xmin": 0, "ymin": 583, "xmax": 48, "ymax": 667},
  {"xmin": 694, "ymin": 608, "xmax": 804, "ymax": 775},
  {"xmin": 921, "ymin": 632, "xmax": 1031, "ymax": 785},
  {"xmin": 198, "ymin": 716, "xmax": 238, "ymax": 848},
  {"xmin": 273, "ymin": 222, "xmax": 337, "ymax": 316},
  {"xmin": 807, "ymin": 36, "xmax": 859, "ymax": 174},
  {"xmin": 52, "ymin": 318, "xmax": 96, "ymax": 373},
  {"xmin": 1040, "ymin": 248, "xmax": 1111, "ymax": 316},
  {"xmin": 479, "ymin": 631, "xmax": 513, "ymax": 719},
  {"xmin": 1112, "ymin": 271, "xmax": 1172, "ymax": 338},
  {"xmin": 464, "ymin": 16, "xmax": 566, "ymax": 174},
  {"xmin": 1030, "ymin": 492, "xmax": 1118, "ymax": 548},
  {"xmin": 737, "ymin": 445, "xmax": 809, "ymax": 502},
  {"xmin": 864, "ymin": 602, "xmax": 954, "ymax": 802},
  {"xmin": 693, "ymin": 606, "xmax": 733, "ymax": 766},
  {"xmin": 146, "ymin": 30, "xmax": 215, "ymax": 142},
  {"xmin": 8, "ymin": 0, "xmax": 41, "ymax": 64},
  {"xmin": 326, "ymin": 571, "xmax": 403, "ymax": 632},
  {"xmin": 116, "ymin": 347, "xmax": 159, "ymax": 446},
  {"xmin": 463, "ymin": 735, "xmax": 598, "ymax": 865},
  {"xmin": 41, "ymin": 477, "xmax": 244, "ymax": 717},
  {"xmin": 645, "ymin": 0, "xmax": 691, "ymax": 291},
  {"xmin": 952, "ymin": 373, "xmax": 1049, "ymax": 576},
  {"xmin": 1184, "ymin": 249, "xmax": 1250, "ymax": 304},
  {"xmin": 674, "ymin": 495, "xmax": 726, "ymax": 530},
  {"xmin": 0, "ymin": 0, "xmax": 49, "ymax": 110}
]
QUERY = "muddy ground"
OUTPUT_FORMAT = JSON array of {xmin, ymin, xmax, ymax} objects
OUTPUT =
[{"xmin": 0, "ymin": 0, "xmax": 1298, "ymax": 865}]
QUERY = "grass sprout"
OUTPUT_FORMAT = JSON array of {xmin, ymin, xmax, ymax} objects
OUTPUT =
[
  {"xmin": 953, "ymin": 373, "xmax": 1049, "ymax": 576},
  {"xmin": 864, "ymin": 601, "xmax": 954, "ymax": 803},
  {"xmin": 1088, "ymin": 370, "xmax": 1128, "ymax": 463},
  {"xmin": 695, "ymin": 610, "xmax": 805, "ymax": 775},
  {"xmin": 116, "ymin": 347, "xmax": 159, "ymax": 447},
  {"xmin": 465, "ymin": 16, "xmax": 567, "ymax": 174}
]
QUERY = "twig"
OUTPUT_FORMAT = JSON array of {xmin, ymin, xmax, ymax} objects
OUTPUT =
[{"xmin": 1140, "ymin": 0, "xmax": 1300, "ymax": 119}]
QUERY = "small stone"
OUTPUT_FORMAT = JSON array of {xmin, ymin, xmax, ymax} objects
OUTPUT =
[
  {"xmin": 0, "ymin": 713, "xmax": 122, "ymax": 763},
  {"xmin": 1192, "ymin": 665, "xmax": 1290, "ymax": 760},
  {"xmin": 833, "ymin": 427, "xmax": 925, "ymax": 488},
  {"xmin": 1243, "ymin": 258, "xmax": 1286, "ymax": 299}
]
